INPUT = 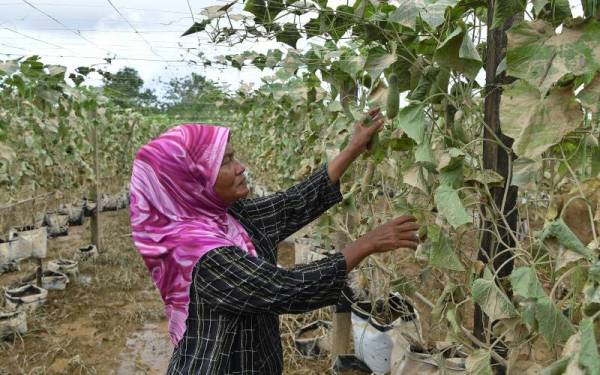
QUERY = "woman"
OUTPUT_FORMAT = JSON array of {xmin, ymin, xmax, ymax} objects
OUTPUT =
[{"xmin": 129, "ymin": 107, "xmax": 420, "ymax": 374}]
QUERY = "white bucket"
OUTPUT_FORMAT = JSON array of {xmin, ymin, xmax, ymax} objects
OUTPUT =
[
  {"xmin": 4, "ymin": 284, "xmax": 48, "ymax": 312},
  {"xmin": 0, "ymin": 239, "xmax": 18, "ymax": 264},
  {"xmin": 101, "ymin": 195, "xmax": 119, "ymax": 211},
  {"xmin": 392, "ymin": 350, "xmax": 466, "ymax": 375},
  {"xmin": 77, "ymin": 245, "xmax": 98, "ymax": 261},
  {"xmin": 0, "ymin": 309, "xmax": 27, "ymax": 339},
  {"xmin": 9, "ymin": 226, "xmax": 47, "ymax": 259},
  {"xmin": 44, "ymin": 212, "xmax": 69, "ymax": 237},
  {"xmin": 351, "ymin": 294, "xmax": 422, "ymax": 375},
  {"xmin": 41, "ymin": 270, "xmax": 69, "ymax": 291},
  {"xmin": 47, "ymin": 259, "xmax": 79, "ymax": 277},
  {"xmin": 58, "ymin": 204, "xmax": 85, "ymax": 226}
]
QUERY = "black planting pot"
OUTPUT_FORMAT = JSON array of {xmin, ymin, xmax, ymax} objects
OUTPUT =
[
  {"xmin": 293, "ymin": 320, "xmax": 332, "ymax": 358},
  {"xmin": 351, "ymin": 294, "xmax": 417, "ymax": 332},
  {"xmin": 330, "ymin": 354, "xmax": 372, "ymax": 374}
]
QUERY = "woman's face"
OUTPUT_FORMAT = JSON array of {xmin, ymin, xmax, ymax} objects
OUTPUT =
[{"xmin": 214, "ymin": 143, "xmax": 249, "ymax": 205}]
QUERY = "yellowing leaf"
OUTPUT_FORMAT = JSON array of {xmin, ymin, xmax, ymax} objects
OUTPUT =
[
  {"xmin": 507, "ymin": 19, "xmax": 600, "ymax": 95},
  {"xmin": 501, "ymin": 81, "xmax": 582, "ymax": 159}
]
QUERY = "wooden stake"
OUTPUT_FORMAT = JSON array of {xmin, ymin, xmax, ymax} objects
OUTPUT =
[
  {"xmin": 90, "ymin": 114, "xmax": 101, "ymax": 251},
  {"xmin": 474, "ymin": 6, "xmax": 522, "ymax": 374},
  {"xmin": 35, "ymin": 258, "xmax": 43, "ymax": 287},
  {"xmin": 332, "ymin": 312, "xmax": 352, "ymax": 357}
]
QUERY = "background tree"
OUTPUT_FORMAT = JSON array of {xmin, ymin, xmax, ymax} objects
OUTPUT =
[
  {"xmin": 161, "ymin": 73, "xmax": 234, "ymax": 122},
  {"xmin": 102, "ymin": 67, "xmax": 157, "ymax": 112}
]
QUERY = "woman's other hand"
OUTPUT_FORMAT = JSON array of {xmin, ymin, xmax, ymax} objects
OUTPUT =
[
  {"xmin": 347, "ymin": 107, "xmax": 385, "ymax": 154},
  {"xmin": 357, "ymin": 215, "xmax": 420, "ymax": 253},
  {"xmin": 341, "ymin": 215, "xmax": 420, "ymax": 272}
]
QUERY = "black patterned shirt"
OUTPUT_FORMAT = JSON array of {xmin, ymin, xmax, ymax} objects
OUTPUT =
[{"xmin": 166, "ymin": 165, "xmax": 347, "ymax": 374}]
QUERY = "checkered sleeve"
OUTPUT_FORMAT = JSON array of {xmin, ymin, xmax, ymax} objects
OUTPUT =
[
  {"xmin": 194, "ymin": 246, "xmax": 347, "ymax": 315},
  {"xmin": 235, "ymin": 164, "xmax": 343, "ymax": 244}
]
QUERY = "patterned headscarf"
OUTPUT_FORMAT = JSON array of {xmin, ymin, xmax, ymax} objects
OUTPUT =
[{"xmin": 129, "ymin": 124, "xmax": 257, "ymax": 345}]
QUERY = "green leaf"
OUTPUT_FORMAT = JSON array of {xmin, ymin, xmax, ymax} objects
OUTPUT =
[
  {"xmin": 339, "ymin": 55, "xmax": 365, "ymax": 80},
  {"xmin": 501, "ymin": 81, "xmax": 583, "ymax": 159},
  {"xmin": 364, "ymin": 47, "xmax": 396, "ymax": 79},
  {"xmin": 420, "ymin": 0, "xmax": 458, "ymax": 28},
  {"xmin": 434, "ymin": 28, "xmax": 482, "ymax": 79},
  {"xmin": 305, "ymin": 16, "xmax": 322, "ymax": 38},
  {"xmin": 265, "ymin": 49, "xmax": 283, "ymax": 69},
  {"xmin": 388, "ymin": 0, "xmax": 421, "ymax": 29},
  {"xmin": 583, "ymin": 261, "xmax": 600, "ymax": 316},
  {"xmin": 244, "ymin": 0, "xmax": 284, "ymax": 27},
  {"xmin": 434, "ymin": 184, "xmax": 472, "ymax": 228},
  {"xmin": 276, "ymin": 23, "xmax": 301, "ymax": 48},
  {"xmin": 539, "ymin": 218, "xmax": 593, "ymax": 258},
  {"xmin": 511, "ymin": 157, "xmax": 541, "ymax": 188},
  {"xmin": 492, "ymin": 0, "xmax": 526, "ymax": 29},
  {"xmin": 510, "ymin": 267, "xmax": 547, "ymax": 300},
  {"xmin": 472, "ymin": 273, "xmax": 519, "ymax": 321},
  {"xmin": 181, "ymin": 20, "xmax": 211, "ymax": 36},
  {"xmin": 579, "ymin": 318, "xmax": 600, "ymax": 375},
  {"xmin": 459, "ymin": 32, "xmax": 482, "ymax": 62},
  {"xmin": 540, "ymin": 357, "xmax": 570, "ymax": 375},
  {"xmin": 415, "ymin": 139, "xmax": 437, "ymax": 170},
  {"xmin": 428, "ymin": 224, "xmax": 465, "ymax": 271},
  {"xmin": 535, "ymin": 296, "xmax": 576, "ymax": 345},
  {"xmin": 539, "ymin": 0, "xmax": 571, "ymax": 26},
  {"xmin": 507, "ymin": 19, "xmax": 600, "ymax": 96},
  {"xmin": 465, "ymin": 349, "xmax": 493, "ymax": 375},
  {"xmin": 395, "ymin": 103, "xmax": 426, "ymax": 144},
  {"xmin": 532, "ymin": 0, "xmax": 549, "ymax": 15},
  {"xmin": 320, "ymin": 6, "xmax": 355, "ymax": 42},
  {"xmin": 389, "ymin": 0, "xmax": 458, "ymax": 29},
  {"xmin": 578, "ymin": 73, "xmax": 600, "ymax": 113}
]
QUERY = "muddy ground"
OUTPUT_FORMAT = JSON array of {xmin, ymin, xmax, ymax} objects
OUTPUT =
[{"xmin": 0, "ymin": 210, "xmax": 337, "ymax": 374}]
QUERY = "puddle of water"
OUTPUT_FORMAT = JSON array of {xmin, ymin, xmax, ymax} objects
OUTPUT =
[{"xmin": 116, "ymin": 322, "xmax": 171, "ymax": 375}]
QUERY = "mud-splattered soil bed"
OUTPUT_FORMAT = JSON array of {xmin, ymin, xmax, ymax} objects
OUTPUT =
[{"xmin": 0, "ymin": 210, "xmax": 334, "ymax": 374}]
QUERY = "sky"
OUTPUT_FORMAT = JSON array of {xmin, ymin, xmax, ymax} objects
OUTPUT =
[
  {"xmin": 0, "ymin": 0, "xmax": 290, "ymax": 96},
  {"xmin": 0, "ymin": 0, "xmax": 585, "ymax": 98}
]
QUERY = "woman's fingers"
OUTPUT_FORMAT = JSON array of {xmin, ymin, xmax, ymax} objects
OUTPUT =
[
  {"xmin": 397, "ymin": 240, "xmax": 419, "ymax": 250},
  {"xmin": 398, "ymin": 222, "xmax": 420, "ymax": 232},
  {"xmin": 398, "ymin": 230, "xmax": 419, "ymax": 241},
  {"xmin": 392, "ymin": 215, "xmax": 417, "ymax": 225}
]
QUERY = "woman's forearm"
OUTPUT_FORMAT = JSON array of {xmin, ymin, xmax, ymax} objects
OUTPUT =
[
  {"xmin": 341, "ymin": 238, "xmax": 373, "ymax": 272},
  {"xmin": 327, "ymin": 145, "xmax": 362, "ymax": 183}
]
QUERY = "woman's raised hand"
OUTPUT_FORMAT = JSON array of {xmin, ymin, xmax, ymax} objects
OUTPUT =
[{"xmin": 347, "ymin": 107, "xmax": 385, "ymax": 154}]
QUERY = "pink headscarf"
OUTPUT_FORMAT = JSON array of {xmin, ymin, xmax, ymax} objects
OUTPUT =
[{"xmin": 129, "ymin": 124, "xmax": 257, "ymax": 346}]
